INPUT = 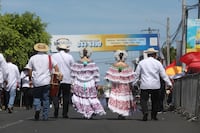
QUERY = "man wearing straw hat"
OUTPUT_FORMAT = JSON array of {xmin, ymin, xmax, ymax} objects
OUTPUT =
[
  {"xmin": 51, "ymin": 38, "xmax": 74, "ymax": 118},
  {"xmin": 27, "ymin": 43, "xmax": 61, "ymax": 121},
  {"xmin": 135, "ymin": 48, "xmax": 172, "ymax": 121}
]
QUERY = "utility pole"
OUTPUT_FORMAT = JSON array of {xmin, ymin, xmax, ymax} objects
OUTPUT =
[
  {"xmin": 166, "ymin": 17, "xmax": 170, "ymax": 66},
  {"xmin": 181, "ymin": 0, "xmax": 186, "ymax": 70},
  {"xmin": 141, "ymin": 27, "xmax": 160, "ymax": 49},
  {"xmin": 141, "ymin": 27, "xmax": 159, "ymax": 34},
  {"xmin": 199, "ymin": 0, "xmax": 200, "ymax": 19},
  {"xmin": 141, "ymin": 27, "xmax": 160, "ymax": 57}
]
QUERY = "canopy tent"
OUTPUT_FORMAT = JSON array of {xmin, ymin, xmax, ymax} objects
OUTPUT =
[
  {"xmin": 166, "ymin": 66, "xmax": 182, "ymax": 76},
  {"xmin": 180, "ymin": 52, "xmax": 200, "ymax": 73}
]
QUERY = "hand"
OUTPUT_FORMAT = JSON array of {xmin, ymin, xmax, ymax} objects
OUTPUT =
[
  {"xmin": 58, "ymin": 73, "xmax": 63, "ymax": 81},
  {"xmin": 166, "ymin": 85, "xmax": 172, "ymax": 94},
  {"xmin": 17, "ymin": 87, "xmax": 20, "ymax": 91},
  {"xmin": 166, "ymin": 90, "xmax": 171, "ymax": 94}
]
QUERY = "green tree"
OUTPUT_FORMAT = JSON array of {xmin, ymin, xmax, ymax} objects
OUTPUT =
[
  {"xmin": 0, "ymin": 12, "xmax": 51, "ymax": 70},
  {"xmin": 161, "ymin": 45, "xmax": 176, "ymax": 65}
]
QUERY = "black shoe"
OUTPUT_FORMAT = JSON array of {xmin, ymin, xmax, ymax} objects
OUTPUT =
[
  {"xmin": 54, "ymin": 114, "xmax": 58, "ymax": 118},
  {"xmin": 152, "ymin": 117, "xmax": 158, "ymax": 120},
  {"xmin": 34, "ymin": 111, "xmax": 40, "ymax": 120},
  {"xmin": 63, "ymin": 115, "xmax": 69, "ymax": 119},
  {"xmin": 151, "ymin": 112, "xmax": 158, "ymax": 120},
  {"xmin": 142, "ymin": 113, "xmax": 148, "ymax": 121},
  {"xmin": 8, "ymin": 108, "xmax": 12, "ymax": 113},
  {"xmin": 42, "ymin": 118, "xmax": 48, "ymax": 121},
  {"xmin": 118, "ymin": 115, "xmax": 125, "ymax": 120},
  {"xmin": 54, "ymin": 109, "xmax": 58, "ymax": 118}
]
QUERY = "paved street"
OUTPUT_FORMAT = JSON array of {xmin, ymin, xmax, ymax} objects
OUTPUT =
[{"xmin": 0, "ymin": 105, "xmax": 200, "ymax": 133}]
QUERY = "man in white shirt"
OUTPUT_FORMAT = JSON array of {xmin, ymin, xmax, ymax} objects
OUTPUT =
[
  {"xmin": 0, "ymin": 53, "xmax": 8, "ymax": 81},
  {"xmin": 0, "ymin": 53, "xmax": 8, "ymax": 111},
  {"xmin": 0, "ymin": 68, "xmax": 3, "ymax": 111},
  {"xmin": 51, "ymin": 39, "xmax": 74, "ymax": 118},
  {"xmin": 135, "ymin": 48, "xmax": 172, "ymax": 121},
  {"xmin": 4, "ymin": 56, "xmax": 20, "ymax": 113},
  {"xmin": 27, "ymin": 43, "xmax": 61, "ymax": 121}
]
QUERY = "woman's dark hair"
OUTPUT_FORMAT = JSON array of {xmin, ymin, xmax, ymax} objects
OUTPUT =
[
  {"xmin": 83, "ymin": 48, "xmax": 88, "ymax": 57},
  {"xmin": 119, "ymin": 52, "xmax": 124, "ymax": 60}
]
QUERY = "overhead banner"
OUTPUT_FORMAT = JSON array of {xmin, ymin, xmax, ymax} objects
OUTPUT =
[
  {"xmin": 187, "ymin": 18, "xmax": 200, "ymax": 52},
  {"xmin": 50, "ymin": 34, "xmax": 159, "ymax": 52}
]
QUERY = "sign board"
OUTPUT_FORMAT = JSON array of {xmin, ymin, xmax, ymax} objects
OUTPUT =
[
  {"xmin": 50, "ymin": 34, "xmax": 159, "ymax": 52},
  {"xmin": 187, "ymin": 18, "xmax": 200, "ymax": 52}
]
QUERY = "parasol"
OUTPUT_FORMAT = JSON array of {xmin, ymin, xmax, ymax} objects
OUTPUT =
[
  {"xmin": 180, "ymin": 52, "xmax": 200, "ymax": 73},
  {"xmin": 166, "ymin": 66, "xmax": 182, "ymax": 76},
  {"xmin": 180, "ymin": 52, "xmax": 200, "ymax": 65}
]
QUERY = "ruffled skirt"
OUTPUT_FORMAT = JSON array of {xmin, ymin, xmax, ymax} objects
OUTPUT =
[
  {"xmin": 71, "ymin": 79, "xmax": 106, "ymax": 119},
  {"xmin": 108, "ymin": 83, "xmax": 136, "ymax": 116},
  {"xmin": 72, "ymin": 94, "xmax": 106, "ymax": 119}
]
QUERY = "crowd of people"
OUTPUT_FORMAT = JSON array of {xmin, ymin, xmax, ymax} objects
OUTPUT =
[{"xmin": 0, "ymin": 41, "xmax": 173, "ymax": 121}]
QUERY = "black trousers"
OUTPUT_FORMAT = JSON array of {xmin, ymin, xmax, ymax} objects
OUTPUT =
[
  {"xmin": 22, "ymin": 87, "xmax": 33, "ymax": 109},
  {"xmin": 140, "ymin": 89, "xmax": 160, "ymax": 115},
  {"xmin": 51, "ymin": 83, "xmax": 71, "ymax": 117}
]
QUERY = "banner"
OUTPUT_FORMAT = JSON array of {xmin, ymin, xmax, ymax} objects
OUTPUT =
[
  {"xmin": 50, "ymin": 34, "xmax": 159, "ymax": 52},
  {"xmin": 187, "ymin": 18, "xmax": 200, "ymax": 52}
]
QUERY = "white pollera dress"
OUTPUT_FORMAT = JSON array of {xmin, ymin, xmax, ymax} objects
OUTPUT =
[
  {"xmin": 105, "ymin": 65, "xmax": 137, "ymax": 116},
  {"xmin": 71, "ymin": 61, "xmax": 106, "ymax": 119}
]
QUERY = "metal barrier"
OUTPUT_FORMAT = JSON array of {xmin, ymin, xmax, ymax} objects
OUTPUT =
[{"xmin": 173, "ymin": 73, "xmax": 200, "ymax": 121}]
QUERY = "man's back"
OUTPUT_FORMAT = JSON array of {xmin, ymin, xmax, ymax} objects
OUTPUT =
[
  {"xmin": 52, "ymin": 50, "xmax": 74, "ymax": 84},
  {"xmin": 6, "ymin": 62, "xmax": 20, "ymax": 90},
  {"xmin": 135, "ymin": 57, "xmax": 167, "ymax": 89},
  {"xmin": 28, "ymin": 53, "xmax": 55, "ymax": 87}
]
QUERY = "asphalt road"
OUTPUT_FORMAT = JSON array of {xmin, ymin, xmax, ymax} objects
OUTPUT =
[{"xmin": 0, "ymin": 105, "xmax": 199, "ymax": 133}]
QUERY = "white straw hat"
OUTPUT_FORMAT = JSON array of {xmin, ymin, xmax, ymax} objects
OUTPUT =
[{"xmin": 144, "ymin": 48, "xmax": 158, "ymax": 54}]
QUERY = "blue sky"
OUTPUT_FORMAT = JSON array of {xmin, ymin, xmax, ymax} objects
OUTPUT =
[{"xmin": 1, "ymin": 0, "xmax": 198, "ymax": 44}]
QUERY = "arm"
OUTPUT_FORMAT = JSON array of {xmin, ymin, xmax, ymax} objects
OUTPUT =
[
  {"xmin": 0, "ymin": 54, "xmax": 8, "ymax": 81},
  {"xmin": 159, "ymin": 64, "xmax": 172, "ymax": 88},
  {"xmin": 28, "ymin": 69, "xmax": 33, "ymax": 87}
]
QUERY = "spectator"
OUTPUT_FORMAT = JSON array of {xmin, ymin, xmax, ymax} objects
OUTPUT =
[
  {"xmin": 105, "ymin": 50, "xmax": 137, "ymax": 119},
  {"xmin": 4, "ymin": 56, "xmax": 20, "ymax": 113},
  {"xmin": 20, "ymin": 65, "xmax": 33, "ymax": 110},
  {"xmin": 135, "ymin": 48, "xmax": 172, "ymax": 121},
  {"xmin": 71, "ymin": 48, "xmax": 106, "ymax": 119},
  {"xmin": 157, "ymin": 57, "xmax": 166, "ymax": 112},
  {"xmin": 0, "ymin": 68, "xmax": 3, "ymax": 111},
  {"xmin": 27, "ymin": 43, "xmax": 61, "ymax": 121},
  {"xmin": 51, "ymin": 39, "xmax": 74, "ymax": 118},
  {"xmin": 0, "ymin": 53, "xmax": 8, "ymax": 110}
]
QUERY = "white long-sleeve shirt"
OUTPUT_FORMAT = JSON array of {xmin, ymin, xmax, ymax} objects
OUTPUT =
[
  {"xmin": 52, "ymin": 50, "xmax": 74, "ymax": 84},
  {"xmin": 5, "ymin": 62, "xmax": 20, "ymax": 91},
  {"xmin": 0, "ymin": 53, "xmax": 8, "ymax": 81},
  {"xmin": 20, "ymin": 70, "xmax": 30, "ymax": 88},
  {"xmin": 135, "ymin": 57, "xmax": 172, "ymax": 90}
]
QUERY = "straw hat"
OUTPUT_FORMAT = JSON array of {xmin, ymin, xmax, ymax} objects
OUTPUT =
[
  {"xmin": 23, "ymin": 64, "xmax": 30, "ymax": 70},
  {"xmin": 34, "ymin": 43, "xmax": 49, "ymax": 52},
  {"xmin": 144, "ymin": 48, "xmax": 158, "ymax": 54},
  {"xmin": 57, "ymin": 43, "xmax": 70, "ymax": 50},
  {"xmin": 56, "ymin": 38, "xmax": 71, "ymax": 50}
]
